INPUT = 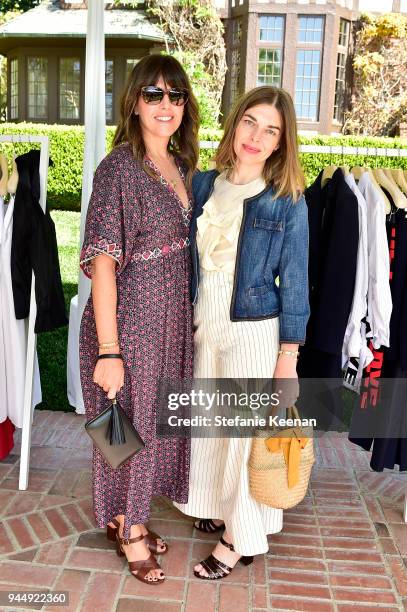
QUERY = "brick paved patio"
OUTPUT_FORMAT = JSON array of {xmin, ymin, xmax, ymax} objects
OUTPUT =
[{"xmin": 0, "ymin": 409, "xmax": 406, "ymax": 612}]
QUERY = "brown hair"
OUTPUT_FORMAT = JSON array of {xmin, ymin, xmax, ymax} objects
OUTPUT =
[
  {"xmin": 215, "ymin": 86, "xmax": 304, "ymax": 201},
  {"xmin": 112, "ymin": 54, "xmax": 200, "ymax": 190}
]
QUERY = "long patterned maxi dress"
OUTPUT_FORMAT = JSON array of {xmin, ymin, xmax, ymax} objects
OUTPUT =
[{"xmin": 79, "ymin": 143, "xmax": 193, "ymax": 539}]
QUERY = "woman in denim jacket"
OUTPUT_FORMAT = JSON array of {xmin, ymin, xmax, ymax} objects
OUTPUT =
[{"xmin": 175, "ymin": 86, "xmax": 310, "ymax": 579}]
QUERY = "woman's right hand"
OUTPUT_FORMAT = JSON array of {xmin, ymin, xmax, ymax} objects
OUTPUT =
[{"xmin": 93, "ymin": 356, "xmax": 125, "ymax": 400}]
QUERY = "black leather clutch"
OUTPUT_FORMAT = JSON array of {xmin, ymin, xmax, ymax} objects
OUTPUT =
[{"xmin": 85, "ymin": 398, "xmax": 145, "ymax": 469}]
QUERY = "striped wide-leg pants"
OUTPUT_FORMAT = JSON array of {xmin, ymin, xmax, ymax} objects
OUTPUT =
[{"xmin": 175, "ymin": 270, "xmax": 283, "ymax": 555}]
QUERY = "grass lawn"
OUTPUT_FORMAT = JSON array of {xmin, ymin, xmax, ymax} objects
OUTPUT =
[{"xmin": 36, "ymin": 210, "xmax": 80, "ymax": 411}]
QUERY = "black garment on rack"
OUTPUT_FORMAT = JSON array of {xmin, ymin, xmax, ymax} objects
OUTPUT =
[
  {"xmin": 301, "ymin": 168, "xmax": 359, "ymax": 357},
  {"xmin": 349, "ymin": 206, "xmax": 407, "ymax": 472},
  {"xmin": 297, "ymin": 169, "xmax": 359, "ymax": 431},
  {"xmin": 10, "ymin": 150, "xmax": 68, "ymax": 333}
]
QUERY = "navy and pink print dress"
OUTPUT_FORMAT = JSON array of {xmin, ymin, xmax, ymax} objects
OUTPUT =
[{"xmin": 79, "ymin": 143, "xmax": 193, "ymax": 539}]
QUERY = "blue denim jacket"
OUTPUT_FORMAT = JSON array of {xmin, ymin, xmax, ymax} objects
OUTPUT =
[{"xmin": 190, "ymin": 170, "xmax": 310, "ymax": 344}]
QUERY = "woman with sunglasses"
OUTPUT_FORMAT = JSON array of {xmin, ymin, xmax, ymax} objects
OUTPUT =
[
  {"xmin": 175, "ymin": 86, "xmax": 310, "ymax": 579},
  {"xmin": 79, "ymin": 55, "xmax": 199, "ymax": 585}
]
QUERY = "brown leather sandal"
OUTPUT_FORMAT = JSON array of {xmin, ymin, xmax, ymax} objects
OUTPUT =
[
  {"xmin": 144, "ymin": 529, "xmax": 168, "ymax": 555},
  {"xmin": 107, "ymin": 519, "xmax": 168, "ymax": 555},
  {"xmin": 194, "ymin": 536, "xmax": 253, "ymax": 581},
  {"xmin": 116, "ymin": 532, "xmax": 165, "ymax": 585},
  {"xmin": 106, "ymin": 518, "xmax": 120, "ymax": 542}
]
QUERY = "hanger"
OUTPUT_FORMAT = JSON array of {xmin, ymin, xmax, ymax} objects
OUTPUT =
[
  {"xmin": 387, "ymin": 168, "xmax": 407, "ymax": 196},
  {"xmin": 350, "ymin": 165, "xmax": 365, "ymax": 180},
  {"xmin": 368, "ymin": 168, "xmax": 392, "ymax": 214},
  {"xmin": 0, "ymin": 154, "xmax": 9, "ymax": 198},
  {"xmin": 7, "ymin": 158, "xmax": 19, "ymax": 195},
  {"xmin": 351, "ymin": 165, "xmax": 392, "ymax": 213},
  {"xmin": 372, "ymin": 167, "xmax": 407, "ymax": 209},
  {"xmin": 321, "ymin": 164, "xmax": 337, "ymax": 187}
]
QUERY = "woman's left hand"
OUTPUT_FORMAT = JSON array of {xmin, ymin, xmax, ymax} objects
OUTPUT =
[{"xmin": 273, "ymin": 354, "xmax": 299, "ymax": 410}]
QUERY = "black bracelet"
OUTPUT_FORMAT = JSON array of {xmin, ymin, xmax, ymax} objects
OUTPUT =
[{"xmin": 97, "ymin": 353, "xmax": 123, "ymax": 360}]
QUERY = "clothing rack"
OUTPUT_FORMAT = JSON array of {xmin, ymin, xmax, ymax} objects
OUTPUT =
[
  {"xmin": 201, "ymin": 140, "xmax": 407, "ymax": 522},
  {"xmin": 0, "ymin": 134, "xmax": 50, "ymax": 490},
  {"xmin": 201, "ymin": 141, "xmax": 407, "ymax": 159}
]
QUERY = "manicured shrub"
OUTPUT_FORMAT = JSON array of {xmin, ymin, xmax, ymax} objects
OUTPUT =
[{"xmin": 1, "ymin": 123, "xmax": 406, "ymax": 211}]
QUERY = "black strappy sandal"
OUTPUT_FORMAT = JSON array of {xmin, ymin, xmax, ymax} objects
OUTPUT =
[
  {"xmin": 194, "ymin": 518, "xmax": 225, "ymax": 534},
  {"xmin": 194, "ymin": 536, "xmax": 253, "ymax": 580}
]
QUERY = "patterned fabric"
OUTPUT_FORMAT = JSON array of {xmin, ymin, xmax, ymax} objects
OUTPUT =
[
  {"xmin": 79, "ymin": 143, "xmax": 193, "ymax": 539},
  {"xmin": 145, "ymin": 157, "xmax": 192, "ymax": 228},
  {"xmin": 131, "ymin": 237, "xmax": 190, "ymax": 263},
  {"xmin": 81, "ymin": 238, "xmax": 123, "ymax": 278}
]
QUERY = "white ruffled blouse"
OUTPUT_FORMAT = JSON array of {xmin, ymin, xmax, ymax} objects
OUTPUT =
[{"xmin": 197, "ymin": 172, "xmax": 266, "ymax": 274}]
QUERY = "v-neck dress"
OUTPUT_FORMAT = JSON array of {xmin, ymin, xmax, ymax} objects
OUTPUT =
[{"xmin": 79, "ymin": 143, "xmax": 193, "ymax": 538}]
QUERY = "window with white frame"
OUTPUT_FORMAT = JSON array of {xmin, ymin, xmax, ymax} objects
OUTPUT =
[
  {"xmin": 257, "ymin": 15, "xmax": 284, "ymax": 87},
  {"xmin": 295, "ymin": 16, "xmax": 324, "ymax": 121},
  {"xmin": 28, "ymin": 57, "xmax": 48, "ymax": 120},
  {"xmin": 295, "ymin": 49, "xmax": 321, "ymax": 121},
  {"xmin": 257, "ymin": 50, "xmax": 282, "ymax": 87},
  {"xmin": 333, "ymin": 18, "xmax": 350, "ymax": 123},
  {"xmin": 10, "ymin": 58, "xmax": 18, "ymax": 120},
  {"xmin": 338, "ymin": 18, "xmax": 350, "ymax": 48},
  {"xmin": 259, "ymin": 15, "xmax": 284, "ymax": 43},
  {"xmin": 105, "ymin": 59, "xmax": 114, "ymax": 122},
  {"xmin": 59, "ymin": 58, "xmax": 80, "ymax": 120},
  {"xmin": 333, "ymin": 52, "xmax": 346, "ymax": 122},
  {"xmin": 298, "ymin": 16, "xmax": 324, "ymax": 43}
]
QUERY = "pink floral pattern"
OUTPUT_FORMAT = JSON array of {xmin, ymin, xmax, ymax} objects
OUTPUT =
[
  {"xmin": 81, "ymin": 238, "xmax": 123, "ymax": 278},
  {"xmin": 131, "ymin": 237, "xmax": 190, "ymax": 262},
  {"xmin": 79, "ymin": 143, "xmax": 193, "ymax": 539}
]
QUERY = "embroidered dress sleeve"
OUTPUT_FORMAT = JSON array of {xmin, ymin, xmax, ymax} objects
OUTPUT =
[{"xmin": 80, "ymin": 152, "xmax": 140, "ymax": 279}]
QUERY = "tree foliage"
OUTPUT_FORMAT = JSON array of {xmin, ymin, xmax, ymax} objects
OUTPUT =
[
  {"xmin": 343, "ymin": 12, "xmax": 407, "ymax": 136},
  {"xmin": 146, "ymin": 0, "xmax": 226, "ymax": 127},
  {"xmin": 0, "ymin": 0, "xmax": 39, "ymax": 11}
]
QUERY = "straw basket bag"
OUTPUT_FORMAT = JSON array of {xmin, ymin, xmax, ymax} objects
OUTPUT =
[{"xmin": 248, "ymin": 405, "xmax": 315, "ymax": 509}]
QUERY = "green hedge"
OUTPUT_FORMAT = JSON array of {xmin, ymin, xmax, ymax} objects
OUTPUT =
[{"xmin": 1, "ymin": 123, "xmax": 406, "ymax": 211}]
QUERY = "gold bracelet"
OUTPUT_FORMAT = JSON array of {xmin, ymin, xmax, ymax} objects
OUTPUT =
[
  {"xmin": 98, "ymin": 340, "xmax": 119, "ymax": 349},
  {"xmin": 278, "ymin": 350, "xmax": 299, "ymax": 358}
]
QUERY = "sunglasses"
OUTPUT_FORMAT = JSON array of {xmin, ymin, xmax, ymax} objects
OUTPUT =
[{"xmin": 140, "ymin": 85, "xmax": 188, "ymax": 106}]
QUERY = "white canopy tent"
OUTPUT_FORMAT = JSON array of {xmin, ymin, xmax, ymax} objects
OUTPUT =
[{"xmin": 66, "ymin": 0, "xmax": 106, "ymax": 413}]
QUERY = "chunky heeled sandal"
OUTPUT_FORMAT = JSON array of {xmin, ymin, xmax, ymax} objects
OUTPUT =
[
  {"xmin": 116, "ymin": 532, "xmax": 165, "ymax": 585},
  {"xmin": 106, "ymin": 518, "xmax": 120, "ymax": 542},
  {"xmin": 194, "ymin": 518, "xmax": 225, "ymax": 534},
  {"xmin": 194, "ymin": 536, "xmax": 253, "ymax": 581},
  {"xmin": 107, "ymin": 519, "xmax": 168, "ymax": 554},
  {"xmin": 144, "ymin": 529, "xmax": 168, "ymax": 555}
]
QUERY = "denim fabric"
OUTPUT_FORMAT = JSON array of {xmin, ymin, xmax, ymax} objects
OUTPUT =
[{"xmin": 190, "ymin": 169, "xmax": 310, "ymax": 344}]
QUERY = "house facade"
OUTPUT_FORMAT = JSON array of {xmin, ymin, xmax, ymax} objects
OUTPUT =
[
  {"xmin": 0, "ymin": 0, "xmax": 167, "ymax": 126},
  {"xmin": 222, "ymin": 0, "xmax": 407, "ymax": 134},
  {"xmin": 0, "ymin": 0, "xmax": 406, "ymax": 133}
]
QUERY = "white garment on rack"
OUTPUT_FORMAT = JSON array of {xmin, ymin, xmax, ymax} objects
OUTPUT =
[
  {"xmin": 343, "ymin": 321, "xmax": 374, "ymax": 393},
  {"xmin": 0, "ymin": 196, "xmax": 42, "ymax": 428},
  {"xmin": 358, "ymin": 173, "xmax": 392, "ymax": 349},
  {"xmin": 342, "ymin": 173, "xmax": 369, "ymax": 363}
]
